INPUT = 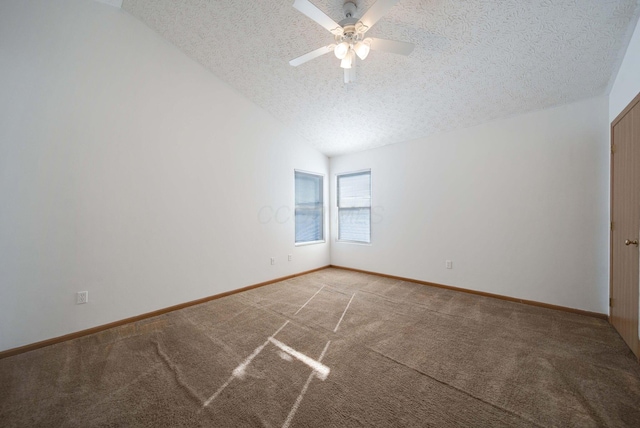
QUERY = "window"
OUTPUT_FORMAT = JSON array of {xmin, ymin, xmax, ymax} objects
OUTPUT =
[
  {"xmin": 337, "ymin": 170, "xmax": 371, "ymax": 243},
  {"xmin": 295, "ymin": 170, "xmax": 324, "ymax": 244}
]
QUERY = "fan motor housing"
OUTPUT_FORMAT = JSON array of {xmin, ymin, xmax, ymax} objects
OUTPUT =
[{"xmin": 335, "ymin": 23, "xmax": 363, "ymax": 44}]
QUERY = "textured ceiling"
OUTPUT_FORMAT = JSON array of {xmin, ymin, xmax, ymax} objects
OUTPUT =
[{"xmin": 121, "ymin": 0, "xmax": 640, "ymax": 156}]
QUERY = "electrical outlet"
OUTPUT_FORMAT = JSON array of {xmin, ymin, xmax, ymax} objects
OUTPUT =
[
  {"xmin": 446, "ymin": 260, "xmax": 453, "ymax": 269},
  {"xmin": 270, "ymin": 257, "xmax": 275, "ymax": 265},
  {"xmin": 77, "ymin": 291, "xmax": 88, "ymax": 304},
  {"xmin": 288, "ymin": 254, "xmax": 292, "ymax": 262}
]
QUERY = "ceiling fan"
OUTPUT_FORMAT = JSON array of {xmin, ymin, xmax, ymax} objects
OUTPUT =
[{"xmin": 289, "ymin": 0, "xmax": 415, "ymax": 83}]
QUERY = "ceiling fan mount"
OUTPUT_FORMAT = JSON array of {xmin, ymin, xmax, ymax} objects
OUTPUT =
[
  {"xmin": 289, "ymin": 0, "xmax": 415, "ymax": 83},
  {"xmin": 342, "ymin": 1, "xmax": 358, "ymax": 19}
]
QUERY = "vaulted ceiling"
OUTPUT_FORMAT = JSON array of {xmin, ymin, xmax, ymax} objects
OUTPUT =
[{"xmin": 122, "ymin": 0, "xmax": 640, "ymax": 156}]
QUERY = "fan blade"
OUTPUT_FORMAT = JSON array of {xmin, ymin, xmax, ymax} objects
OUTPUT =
[
  {"xmin": 289, "ymin": 45, "xmax": 334, "ymax": 67},
  {"xmin": 369, "ymin": 37, "xmax": 414, "ymax": 55},
  {"xmin": 358, "ymin": 0, "xmax": 399, "ymax": 32},
  {"xmin": 293, "ymin": 0, "xmax": 343, "ymax": 35}
]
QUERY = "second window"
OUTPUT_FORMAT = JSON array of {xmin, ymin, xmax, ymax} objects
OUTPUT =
[{"xmin": 337, "ymin": 170, "xmax": 371, "ymax": 243}]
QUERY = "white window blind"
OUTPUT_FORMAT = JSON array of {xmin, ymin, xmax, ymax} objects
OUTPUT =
[
  {"xmin": 295, "ymin": 171, "xmax": 324, "ymax": 244},
  {"xmin": 337, "ymin": 170, "xmax": 371, "ymax": 243}
]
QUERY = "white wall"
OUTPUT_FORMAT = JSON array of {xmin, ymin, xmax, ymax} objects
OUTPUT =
[
  {"xmin": 609, "ymin": 13, "xmax": 640, "ymax": 342},
  {"xmin": 331, "ymin": 97, "xmax": 610, "ymax": 314},
  {"xmin": 0, "ymin": 0, "xmax": 329, "ymax": 352},
  {"xmin": 610, "ymin": 15, "xmax": 640, "ymax": 121}
]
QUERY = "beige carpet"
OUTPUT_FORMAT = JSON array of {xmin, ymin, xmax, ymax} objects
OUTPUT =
[{"xmin": 1, "ymin": 268, "xmax": 639, "ymax": 427}]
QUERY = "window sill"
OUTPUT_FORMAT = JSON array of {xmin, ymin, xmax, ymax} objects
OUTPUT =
[
  {"xmin": 336, "ymin": 240, "xmax": 372, "ymax": 246},
  {"xmin": 295, "ymin": 240, "xmax": 326, "ymax": 247}
]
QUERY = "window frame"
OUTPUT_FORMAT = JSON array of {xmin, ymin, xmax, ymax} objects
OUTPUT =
[
  {"xmin": 294, "ymin": 169, "xmax": 325, "ymax": 246},
  {"xmin": 336, "ymin": 169, "xmax": 372, "ymax": 245}
]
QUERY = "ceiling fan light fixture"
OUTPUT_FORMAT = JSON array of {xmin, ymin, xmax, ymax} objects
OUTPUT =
[
  {"xmin": 334, "ymin": 41, "xmax": 350, "ymax": 59},
  {"xmin": 340, "ymin": 49, "xmax": 354, "ymax": 69},
  {"xmin": 290, "ymin": 0, "xmax": 415, "ymax": 83},
  {"xmin": 354, "ymin": 39, "xmax": 371, "ymax": 60}
]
